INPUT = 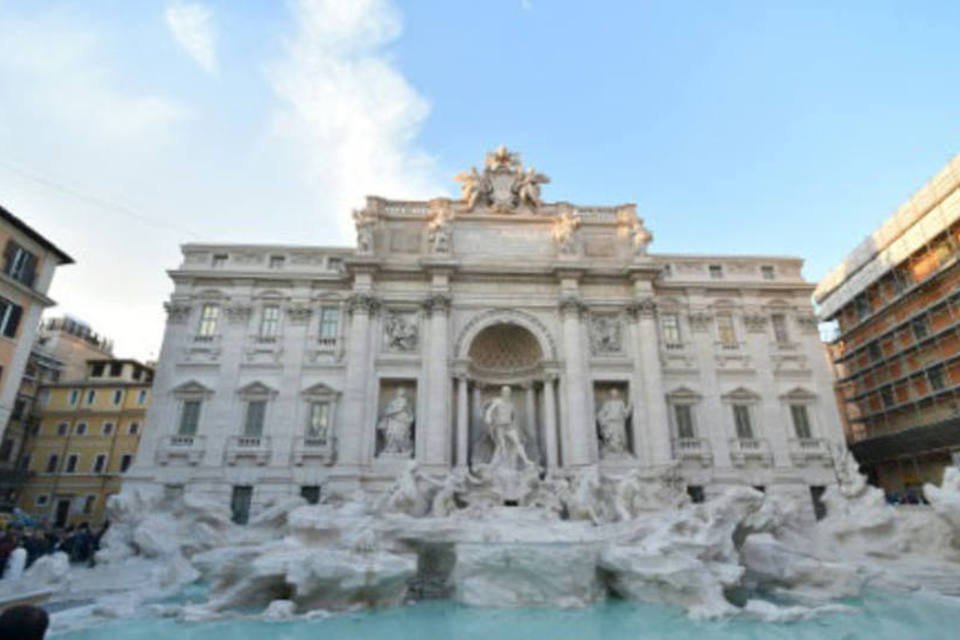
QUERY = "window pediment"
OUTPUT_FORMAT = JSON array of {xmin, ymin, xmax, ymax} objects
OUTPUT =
[
  {"xmin": 666, "ymin": 385, "xmax": 702, "ymax": 402},
  {"xmin": 779, "ymin": 386, "xmax": 817, "ymax": 401},
  {"xmin": 721, "ymin": 386, "xmax": 760, "ymax": 403},
  {"xmin": 301, "ymin": 382, "xmax": 340, "ymax": 399},
  {"xmin": 238, "ymin": 381, "xmax": 277, "ymax": 399},
  {"xmin": 172, "ymin": 380, "xmax": 214, "ymax": 399}
]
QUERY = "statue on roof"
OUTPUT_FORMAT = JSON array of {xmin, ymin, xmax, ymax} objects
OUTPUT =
[
  {"xmin": 514, "ymin": 166, "xmax": 550, "ymax": 209},
  {"xmin": 455, "ymin": 147, "xmax": 550, "ymax": 213}
]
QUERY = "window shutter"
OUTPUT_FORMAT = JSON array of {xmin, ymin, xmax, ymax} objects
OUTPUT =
[
  {"xmin": 2, "ymin": 241, "xmax": 15, "ymax": 275},
  {"xmin": 4, "ymin": 303, "xmax": 22, "ymax": 338},
  {"xmin": 21, "ymin": 253, "xmax": 36, "ymax": 287}
]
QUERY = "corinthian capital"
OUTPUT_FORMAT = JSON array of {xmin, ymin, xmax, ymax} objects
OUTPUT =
[
  {"xmin": 626, "ymin": 298, "xmax": 657, "ymax": 319},
  {"xmin": 558, "ymin": 295, "xmax": 586, "ymax": 317},
  {"xmin": 346, "ymin": 293, "xmax": 381, "ymax": 315},
  {"xmin": 422, "ymin": 293, "xmax": 452, "ymax": 316}
]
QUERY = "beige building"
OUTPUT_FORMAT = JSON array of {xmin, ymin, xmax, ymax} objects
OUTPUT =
[
  {"xmin": 0, "ymin": 205, "xmax": 73, "ymax": 505},
  {"xmin": 18, "ymin": 359, "xmax": 153, "ymax": 527}
]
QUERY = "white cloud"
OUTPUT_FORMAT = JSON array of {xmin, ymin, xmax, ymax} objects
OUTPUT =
[
  {"xmin": 266, "ymin": 0, "xmax": 444, "ymax": 238},
  {"xmin": 164, "ymin": 2, "xmax": 218, "ymax": 73}
]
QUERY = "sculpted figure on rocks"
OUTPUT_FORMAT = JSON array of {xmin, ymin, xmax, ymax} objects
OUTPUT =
[
  {"xmin": 378, "ymin": 387, "xmax": 415, "ymax": 455},
  {"xmin": 381, "ymin": 461, "xmax": 436, "ymax": 517},
  {"xmin": 597, "ymin": 388, "xmax": 631, "ymax": 455},
  {"xmin": 484, "ymin": 385, "xmax": 535, "ymax": 470}
]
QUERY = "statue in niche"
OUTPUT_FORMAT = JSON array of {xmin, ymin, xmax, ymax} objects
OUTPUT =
[
  {"xmin": 554, "ymin": 208, "xmax": 581, "ymax": 256},
  {"xmin": 353, "ymin": 209, "xmax": 376, "ymax": 254},
  {"xmin": 378, "ymin": 387, "xmax": 415, "ymax": 455},
  {"xmin": 597, "ymin": 388, "xmax": 631, "ymax": 455},
  {"xmin": 483, "ymin": 385, "xmax": 535, "ymax": 470},
  {"xmin": 384, "ymin": 313, "xmax": 418, "ymax": 352},
  {"xmin": 513, "ymin": 166, "xmax": 550, "ymax": 209},
  {"xmin": 589, "ymin": 316, "xmax": 622, "ymax": 354}
]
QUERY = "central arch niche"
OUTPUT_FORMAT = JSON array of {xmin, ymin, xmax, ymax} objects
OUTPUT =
[{"xmin": 465, "ymin": 322, "xmax": 546, "ymax": 467}]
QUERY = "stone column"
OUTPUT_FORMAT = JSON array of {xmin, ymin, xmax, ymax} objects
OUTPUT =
[
  {"xmin": 524, "ymin": 383, "xmax": 537, "ymax": 461},
  {"xmin": 542, "ymin": 373, "xmax": 559, "ymax": 471},
  {"xmin": 629, "ymin": 297, "xmax": 672, "ymax": 466},
  {"xmin": 422, "ymin": 294, "xmax": 452, "ymax": 468},
  {"xmin": 456, "ymin": 375, "xmax": 469, "ymax": 468},
  {"xmin": 472, "ymin": 384, "xmax": 483, "ymax": 465},
  {"xmin": 560, "ymin": 296, "xmax": 593, "ymax": 466},
  {"xmin": 339, "ymin": 293, "xmax": 378, "ymax": 468}
]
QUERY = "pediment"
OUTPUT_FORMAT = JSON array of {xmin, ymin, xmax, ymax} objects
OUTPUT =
[
  {"xmin": 666, "ymin": 385, "xmax": 702, "ymax": 400},
  {"xmin": 237, "ymin": 381, "xmax": 277, "ymax": 398},
  {"xmin": 301, "ymin": 382, "xmax": 340, "ymax": 398},
  {"xmin": 779, "ymin": 386, "xmax": 817, "ymax": 401},
  {"xmin": 722, "ymin": 386, "xmax": 761, "ymax": 402},
  {"xmin": 172, "ymin": 380, "xmax": 214, "ymax": 397}
]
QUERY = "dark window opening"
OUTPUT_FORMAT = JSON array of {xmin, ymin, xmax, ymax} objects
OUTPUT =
[
  {"xmin": 686, "ymin": 485, "xmax": 705, "ymax": 503},
  {"xmin": 231, "ymin": 485, "xmax": 253, "ymax": 525},
  {"xmin": 300, "ymin": 485, "xmax": 321, "ymax": 505},
  {"xmin": 810, "ymin": 485, "xmax": 827, "ymax": 520}
]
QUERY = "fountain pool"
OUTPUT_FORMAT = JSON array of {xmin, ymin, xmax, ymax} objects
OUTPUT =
[{"xmin": 53, "ymin": 592, "xmax": 960, "ymax": 640}]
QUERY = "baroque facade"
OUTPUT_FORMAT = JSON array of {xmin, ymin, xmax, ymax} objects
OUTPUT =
[{"xmin": 127, "ymin": 148, "xmax": 844, "ymax": 521}]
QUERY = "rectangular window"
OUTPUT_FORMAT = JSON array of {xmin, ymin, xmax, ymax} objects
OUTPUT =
[
  {"xmin": 120, "ymin": 454, "xmax": 133, "ymax": 473},
  {"xmin": 928, "ymin": 365, "xmax": 946, "ymax": 392},
  {"xmin": 269, "ymin": 255, "xmax": 285, "ymax": 269},
  {"xmin": 178, "ymin": 400, "xmax": 201, "ymax": 435},
  {"xmin": 75, "ymin": 422, "xmax": 87, "ymax": 435},
  {"xmin": 868, "ymin": 341, "xmax": 883, "ymax": 362},
  {"xmin": 138, "ymin": 389, "xmax": 147, "ymax": 404},
  {"xmin": 3, "ymin": 240, "xmax": 38, "ymax": 287},
  {"xmin": 661, "ymin": 313, "xmax": 682, "ymax": 348},
  {"xmin": 771, "ymin": 313, "xmax": 789, "ymax": 344},
  {"xmin": 110, "ymin": 362, "xmax": 123, "ymax": 377},
  {"xmin": 91, "ymin": 363, "xmax": 105, "ymax": 377},
  {"xmin": 102, "ymin": 422, "xmax": 114, "ymax": 436},
  {"xmin": 65, "ymin": 454, "xmax": 78, "ymax": 473},
  {"xmin": 760, "ymin": 265, "xmax": 775, "ymax": 280},
  {"xmin": 113, "ymin": 389, "xmax": 124, "ymax": 405},
  {"xmin": 36, "ymin": 494, "xmax": 48, "ymax": 507},
  {"xmin": 259, "ymin": 305, "xmax": 281, "ymax": 339},
  {"xmin": 57, "ymin": 422, "xmax": 69, "ymax": 436},
  {"xmin": 790, "ymin": 404, "xmax": 812, "ymax": 439},
  {"xmin": 880, "ymin": 385, "xmax": 895, "ymax": 408},
  {"xmin": 893, "ymin": 269, "xmax": 909, "ymax": 294},
  {"xmin": 69, "ymin": 389, "xmax": 80, "ymax": 406},
  {"xmin": 86, "ymin": 390, "xmax": 96, "ymax": 405},
  {"xmin": 198, "ymin": 304, "xmax": 219, "ymax": 338},
  {"xmin": 733, "ymin": 404, "xmax": 753, "ymax": 439},
  {"xmin": 855, "ymin": 295, "xmax": 871, "ymax": 321},
  {"xmin": 686, "ymin": 486, "xmax": 705, "ymax": 504},
  {"xmin": 93, "ymin": 454, "xmax": 106, "ymax": 473},
  {"xmin": 244, "ymin": 400, "xmax": 266, "ymax": 437},
  {"xmin": 0, "ymin": 296, "xmax": 23, "ymax": 338},
  {"xmin": 17, "ymin": 454, "xmax": 30, "ymax": 471},
  {"xmin": 129, "ymin": 422, "xmax": 140, "ymax": 435},
  {"xmin": 708, "ymin": 264, "xmax": 723, "ymax": 279},
  {"xmin": 306, "ymin": 401, "xmax": 330, "ymax": 441},
  {"xmin": 46, "ymin": 454, "xmax": 58, "ymax": 473},
  {"xmin": 318, "ymin": 307, "xmax": 340, "ymax": 345},
  {"xmin": 716, "ymin": 313, "xmax": 737, "ymax": 347},
  {"xmin": 83, "ymin": 495, "xmax": 96, "ymax": 514},
  {"xmin": 212, "ymin": 253, "xmax": 228, "ymax": 268},
  {"xmin": 912, "ymin": 317, "xmax": 929, "ymax": 341},
  {"xmin": 673, "ymin": 404, "xmax": 695, "ymax": 439},
  {"xmin": 231, "ymin": 486, "xmax": 253, "ymax": 525},
  {"xmin": 300, "ymin": 485, "xmax": 321, "ymax": 505}
]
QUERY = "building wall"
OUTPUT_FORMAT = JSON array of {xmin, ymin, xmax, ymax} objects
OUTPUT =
[
  {"xmin": 125, "ymin": 200, "xmax": 844, "ymax": 522},
  {"xmin": 17, "ymin": 365, "xmax": 151, "ymax": 527}
]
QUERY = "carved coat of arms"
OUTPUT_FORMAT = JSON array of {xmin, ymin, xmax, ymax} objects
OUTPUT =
[{"xmin": 454, "ymin": 146, "xmax": 549, "ymax": 213}]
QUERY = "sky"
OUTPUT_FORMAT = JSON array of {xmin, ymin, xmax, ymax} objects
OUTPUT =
[{"xmin": 0, "ymin": 0, "xmax": 958, "ymax": 361}]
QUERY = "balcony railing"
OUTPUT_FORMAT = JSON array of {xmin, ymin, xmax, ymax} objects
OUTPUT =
[
  {"xmin": 788, "ymin": 438, "xmax": 833, "ymax": 466},
  {"xmin": 157, "ymin": 434, "xmax": 205, "ymax": 466},
  {"xmin": 672, "ymin": 437, "xmax": 713, "ymax": 467},
  {"xmin": 292, "ymin": 436, "xmax": 336, "ymax": 466},
  {"xmin": 225, "ymin": 435, "xmax": 271, "ymax": 465},
  {"xmin": 728, "ymin": 437, "xmax": 773, "ymax": 467}
]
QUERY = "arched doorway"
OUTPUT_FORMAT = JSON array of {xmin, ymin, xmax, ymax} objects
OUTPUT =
[{"xmin": 463, "ymin": 322, "xmax": 556, "ymax": 468}]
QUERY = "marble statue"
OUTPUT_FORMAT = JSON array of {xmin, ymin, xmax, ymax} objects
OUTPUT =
[
  {"xmin": 484, "ymin": 385, "xmax": 535, "ymax": 470},
  {"xmin": 514, "ymin": 166, "xmax": 550, "ymax": 209},
  {"xmin": 378, "ymin": 388, "xmax": 415, "ymax": 455},
  {"xmin": 381, "ymin": 461, "xmax": 435, "ymax": 516},
  {"xmin": 353, "ymin": 209, "xmax": 377, "ymax": 254},
  {"xmin": 384, "ymin": 313, "xmax": 418, "ymax": 352},
  {"xmin": 428, "ymin": 203, "xmax": 454, "ymax": 254},
  {"xmin": 631, "ymin": 218, "xmax": 653, "ymax": 256},
  {"xmin": 485, "ymin": 145, "xmax": 521, "ymax": 171},
  {"xmin": 554, "ymin": 208, "xmax": 581, "ymax": 255},
  {"xmin": 597, "ymin": 388, "xmax": 631, "ymax": 455},
  {"xmin": 454, "ymin": 166, "xmax": 492, "ymax": 210}
]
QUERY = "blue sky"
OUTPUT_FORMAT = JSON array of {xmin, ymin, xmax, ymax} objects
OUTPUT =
[{"xmin": 0, "ymin": 0, "xmax": 958, "ymax": 359}]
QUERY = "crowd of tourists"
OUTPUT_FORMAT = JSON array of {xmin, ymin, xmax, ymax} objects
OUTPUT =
[{"xmin": 0, "ymin": 515, "xmax": 108, "ymax": 579}]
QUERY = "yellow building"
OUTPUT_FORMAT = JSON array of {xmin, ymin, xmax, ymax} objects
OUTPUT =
[
  {"xmin": 18, "ymin": 359, "xmax": 153, "ymax": 527},
  {"xmin": 0, "ymin": 205, "xmax": 73, "ymax": 504}
]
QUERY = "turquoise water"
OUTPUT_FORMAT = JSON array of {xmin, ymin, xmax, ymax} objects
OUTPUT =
[{"xmin": 53, "ymin": 592, "xmax": 960, "ymax": 640}]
